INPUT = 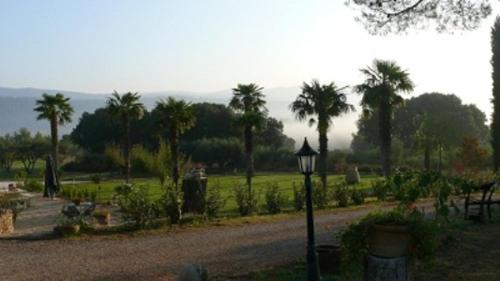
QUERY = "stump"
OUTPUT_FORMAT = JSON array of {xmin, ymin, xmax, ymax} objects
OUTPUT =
[
  {"xmin": 364, "ymin": 255, "xmax": 409, "ymax": 281},
  {"xmin": 0, "ymin": 209, "xmax": 14, "ymax": 234},
  {"xmin": 345, "ymin": 166, "xmax": 361, "ymax": 185},
  {"xmin": 182, "ymin": 173, "xmax": 207, "ymax": 214}
]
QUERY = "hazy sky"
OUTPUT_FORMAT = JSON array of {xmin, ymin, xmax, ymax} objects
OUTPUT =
[{"xmin": 0, "ymin": 0, "xmax": 497, "ymax": 148}]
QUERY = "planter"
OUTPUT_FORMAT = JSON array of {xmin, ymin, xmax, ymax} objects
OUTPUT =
[
  {"xmin": 55, "ymin": 224, "xmax": 80, "ymax": 235},
  {"xmin": 72, "ymin": 198, "xmax": 82, "ymax": 206},
  {"xmin": 316, "ymin": 244, "xmax": 342, "ymax": 275},
  {"xmin": 0, "ymin": 209, "xmax": 14, "ymax": 234},
  {"xmin": 369, "ymin": 224, "xmax": 411, "ymax": 258},
  {"xmin": 95, "ymin": 213, "xmax": 111, "ymax": 225}
]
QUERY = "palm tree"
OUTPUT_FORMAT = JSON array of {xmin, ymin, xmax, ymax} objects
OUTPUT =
[
  {"xmin": 34, "ymin": 93, "xmax": 73, "ymax": 171},
  {"xmin": 155, "ymin": 97, "xmax": 196, "ymax": 186},
  {"xmin": 354, "ymin": 59, "xmax": 414, "ymax": 177},
  {"xmin": 106, "ymin": 91, "xmax": 145, "ymax": 183},
  {"xmin": 229, "ymin": 83, "xmax": 267, "ymax": 191},
  {"xmin": 290, "ymin": 80, "xmax": 354, "ymax": 188}
]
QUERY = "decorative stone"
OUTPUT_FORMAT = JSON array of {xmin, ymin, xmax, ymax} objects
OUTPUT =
[
  {"xmin": 364, "ymin": 255, "xmax": 409, "ymax": 281},
  {"xmin": 178, "ymin": 264, "xmax": 208, "ymax": 281},
  {"xmin": 345, "ymin": 166, "xmax": 361, "ymax": 185},
  {"xmin": 0, "ymin": 209, "xmax": 14, "ymax": 234}
]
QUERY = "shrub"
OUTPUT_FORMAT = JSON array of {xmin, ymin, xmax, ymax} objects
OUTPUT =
[
  {"xmin": 90, "ymin": 174, "xmax": 102, "ymax": 185},
  {"xmin": 333, "ymin": 183, "xmax": 350, "ymax": 207},
  {"xmin": 264, "ymin": 182, "xmax": 286, "ymax": 214},
  {"xmin": 130, "ymin": 145, "xmax": 155, "ymax": 175},
  {"xmin": 312, "ymin": 180, "xmax": 329, "ymax": 209},
  {"xmin": 158, "ymin": 184, "xmax": 183, "ymax": 224},
  {"xmin": 14, "ymin": 171, "xmax": 27, "ymax": 189},
  {"xmin": 204, "ymin": 182, "xmax": 225, "ymax": 218},
  {"xmin": 233, "ymin": 183, "xmax": 258, "ymax": 216},
  {"xmin": 292, "ymin": 182, "xmax": 305, "ymax": 211},
  {"xmin": 104, "ymin": 144, "xmax": 125, "ymax": 170},
  {"xmin": 371, "ymin": 180, "xmax": 390, "ymax": 201},
  {"xmin": 390, "ymin": 171, "xmax": 418, "ymax": 203},
  {"xmin": 114, "ymin": 184, "xmax": 156, "ymax": 228},
  {"xmin": 350, "ymin": 188, "xmax": 366, "ymax": 205},
  {"xmin": 23, "ymin": 178, "xmax": 43, "ymax": 192},
  {"xmin": 62, "ymin": 153, "xmax": 116, "ymax": 173}
]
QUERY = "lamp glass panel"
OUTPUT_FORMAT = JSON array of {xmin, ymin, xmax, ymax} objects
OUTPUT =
[
  {"xmin": 297, "ymin": 157, "xmax": 304, "ymax": 173},
  {"xmin": 310, "ymin": 155, "xmax": 316, "ymax": 173},
  {"xmin": 300, "ymin": 156, "xmax": 310, "ymax": 173}
]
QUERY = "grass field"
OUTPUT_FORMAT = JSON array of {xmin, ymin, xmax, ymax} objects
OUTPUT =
[{"xmin": 63, "ymin": 173, "xmax": 381, "ymax": 215}]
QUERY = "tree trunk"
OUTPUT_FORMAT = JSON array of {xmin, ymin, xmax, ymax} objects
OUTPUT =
[
  {"xmin": 437, "ymin": 143, "xmax": 443, "ymax": 173},
  {"xmin": 50, "ymin": 117, "xmax": 59, "ymax": 171},
  {"xmin": 379, "ymin": 102, "xmax": 392, "ymax": 178},
  {"xmin": 244, "ymin": 125, "xmax": 254, "ymax": 193},
  {"xmin": 424, "ymin": 142, "xmax": 431, "ymax": 172},
  {"xmin": 170, "ymin": 129, "xmax": 180, "ymax": 187},
  {"xmin": 123, "ymin": 116, "xmax": 131, "ymax": 183},
  {"xmin": 318, "ymin": 131, "xmax": 328, "ymax": 189}
]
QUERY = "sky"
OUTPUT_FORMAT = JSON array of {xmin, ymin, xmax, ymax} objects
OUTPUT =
[{"xmin": 0, "ymin": 0, "xmax": 497, "ymax": 148}]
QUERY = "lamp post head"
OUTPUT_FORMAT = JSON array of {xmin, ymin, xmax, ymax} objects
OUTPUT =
[{"xmin": 295, "ymin": 138, "xmax": 318, "ymax": 175}]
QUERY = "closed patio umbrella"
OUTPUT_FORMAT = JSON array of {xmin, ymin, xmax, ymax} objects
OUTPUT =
[{"xmin": 43, "ymin": 155, "xmax": 59, "ymax": 198}]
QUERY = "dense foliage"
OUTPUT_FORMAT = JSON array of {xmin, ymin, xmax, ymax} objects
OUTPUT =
[
  {"xmin": 351, "ymin": 93, "xmax": 490, "ymax": 172},
  {"xmin": 68, "ymin": 101, "xmax": 294, "ymax": 174}
]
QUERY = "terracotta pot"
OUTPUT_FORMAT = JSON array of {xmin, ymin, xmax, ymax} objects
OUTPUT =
[
  {"xmin": 369, "ymin": 224, "xmax": 411, "ymax": 258},
  {"xmin": 96, "ymin": 214, "xmax": 111, "ymax": 225},
  {"xmin": 72, "ymin": 198, "xmax": 82, "ymax": 206},
  {"xmin": 56, "ymin": 224, "xmax": 80, "ymax": 235},
  {"xmin": 316, "ymin": 244, "xmax": 342, "ymax": 275}
]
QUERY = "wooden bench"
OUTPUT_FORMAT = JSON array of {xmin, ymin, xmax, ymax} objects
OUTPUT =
[{"xmin": 464, "ymin": 182, "xmax": 500, "ymax": 221}]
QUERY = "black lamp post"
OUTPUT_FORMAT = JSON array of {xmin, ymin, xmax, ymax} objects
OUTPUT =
[{"xmin": 296, "ymin": 137, "xmax": 320, "ymax": 281}]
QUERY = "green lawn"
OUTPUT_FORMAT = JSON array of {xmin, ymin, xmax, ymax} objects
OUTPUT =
[
  {"xmin": 64, "ymin": 173, "xmax": 381, "ymax": 215},
  {"xmin": 0, "ymin": 160, "xmax": 108, "ymax": 181}
]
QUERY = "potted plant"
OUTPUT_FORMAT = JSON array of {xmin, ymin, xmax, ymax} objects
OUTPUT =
[
  {"xmin": 93, "ymin": 208, "xmax": 111, "ymax": 225},
  {"xmin": 316, "ymin": 244, "xmax": 342, "ymax": 275},
  {"xmin": 54, "ymin": 217, "xmax": 81, "ymax": 236},
  {"xmin": 72, "ymin": 197, "xmax": 82, "ymax": 206},
  {"xmin": 339, "ymin": 207, "xmax": 438, "ymax": 278}
]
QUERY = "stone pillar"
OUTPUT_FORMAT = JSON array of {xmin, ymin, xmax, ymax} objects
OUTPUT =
[
  {"xmin": 0, "ymin": 209, "xmax": 14, "ymax": 234},
  {"xmin": 364, "ymin": 255, "xmax": 409, "ymax": 281}
]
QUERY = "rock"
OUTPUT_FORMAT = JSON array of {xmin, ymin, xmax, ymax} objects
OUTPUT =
[
  {"xmin": 178, "ymin": 264, "xmax": 208, "ymax": 281},
  {"xmin": 0, "ymin": 209, "xmax": 14, "ymax": 234},
  {"xmin": 345, "ymin": 166, "xmax": 361, "ymax": 185}
]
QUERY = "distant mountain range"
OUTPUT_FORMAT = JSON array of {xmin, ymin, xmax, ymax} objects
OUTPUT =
[{"xmin": 0, "ymin": 86, "xmax": 359, "ymax": 149}]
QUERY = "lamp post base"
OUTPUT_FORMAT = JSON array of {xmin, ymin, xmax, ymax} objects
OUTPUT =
[{"xmin": 307, "ymin": 245, "xmax": 320, "ymax": 281}]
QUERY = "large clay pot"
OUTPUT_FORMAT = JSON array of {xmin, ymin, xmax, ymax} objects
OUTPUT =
[
  {"xmin": 368, "ymin": 224, "xmax": 411, "ymax": 258},
  {"xmin": 96, "ymin": 213, "xmax": 111, "ymax": 225},
  {"xmin": 55, "ymin": 224, "xmax": 80, "ymax": 235},
  {"xmin": 316, "ymin": 244, "xmax": 342, "ymax": 275},
  {"xmin": 0, "ymin": 209, "xmax": 14, "ymax": 234}
]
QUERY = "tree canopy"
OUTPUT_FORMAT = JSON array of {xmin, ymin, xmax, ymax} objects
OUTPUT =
[
  {"xmin": 347, "ymin": 0, "xmax": 493, "ymax": 34},
  {"xmin": 351, "ymin": 92, "xmax": 490, "ymax": 170}
]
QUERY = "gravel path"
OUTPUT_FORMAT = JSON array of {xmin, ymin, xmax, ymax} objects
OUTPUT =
[{"xmin": 0, "ymin": 203, "xmax": 431, "ymax": 281}]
